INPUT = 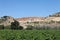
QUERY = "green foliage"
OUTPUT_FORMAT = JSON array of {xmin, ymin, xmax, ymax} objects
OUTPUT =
[
  {"xmin": 0, "ymin": 30, "xmax": 60, "ymax": 40},
  {"xmin": 11, "ymin": 20, "xmax": 23, "ymax": 30},
  {"xmin": 50, "ymin": 20, "xmax": 55, "ymax": 23},
  {"xmin": 11, "ymin": 20, "xmax": 20, "ymax": 30},
  {"xmin": 4, "ymin": 26, "xmax": 11, "ymax": 29},
  {"xmin": 18, "ymin": 26, "xmax": 23, "ymax": 30},
  {"xmin": 26, "ymin": 25, "xmax": 34, "ymax": 30},
  {"xmin": 33, "ymin": 21, "xmax": 39, "ymax": 24},
  {"xmin": 3, "ymin": 16, "xmax": 8, "ymax": 18},
  {"xmin": 0, "ymin": 25, "xmax": 4, "ymax": 29},
  {"xmin": 56, "ymin": 21, "xmax": 60, "ymax": 23}
]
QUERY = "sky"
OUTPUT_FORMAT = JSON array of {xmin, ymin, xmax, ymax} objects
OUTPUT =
[{"xmin": 0, "ymin": 0, "xmax": 60, "ymax": 18}]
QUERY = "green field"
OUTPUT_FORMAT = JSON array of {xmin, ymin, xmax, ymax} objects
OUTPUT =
[{"xmin": 0, "ymin": 30, "xmax": 60, "ymax": 40}]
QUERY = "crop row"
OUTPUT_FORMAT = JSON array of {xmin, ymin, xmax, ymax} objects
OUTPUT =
[{"xmin": 0, "ymin": 30, "xmax": 60, "ymax": 40}]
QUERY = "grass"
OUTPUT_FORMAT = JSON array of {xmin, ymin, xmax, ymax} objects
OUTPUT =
[{"xmin": 0, "ymin": 30, "xmax": 60, "ymax": 40}]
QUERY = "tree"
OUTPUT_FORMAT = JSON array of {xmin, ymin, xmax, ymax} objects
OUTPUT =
[
  {"xmin": 11, "ymin": 20, "xmax": 23, "ymax": 30},
  {"xmin": 11, "ymin": 20, "xmax": 20, "ymax": 30},
  {"xmin": 19, "ymin": 26, "xmax": 23, "ymax": 30},
  {"xmin": 3, "ymin": 16, "xmax": 8, "ymax": 18}
]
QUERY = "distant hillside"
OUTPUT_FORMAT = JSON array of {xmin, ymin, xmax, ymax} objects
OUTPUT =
[
  {"xmin": 0, "ymin": 12, "xmax": 60, "ymax": 29},
  {"xmin": 15, "ymin": 17, "xmax": 45, "ymax": 22},
  {"xmin": 0, "ymin": 16, "xmax": 14, "ymax": 26},
  {"xmin": 49, "ymin": 12, "xmax": 60, "ymax": 17}
]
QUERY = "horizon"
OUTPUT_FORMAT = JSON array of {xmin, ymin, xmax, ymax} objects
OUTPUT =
[{"xmin": 0, "ymin": 0, "xmax": 60, "ymax": 18}]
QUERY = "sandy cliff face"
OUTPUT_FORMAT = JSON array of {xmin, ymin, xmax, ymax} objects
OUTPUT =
[
  {"xmin": 15, "ymin": 12, "xmax": 60, "ymax": 29},
  {"xmin": 45, "ymin": 12, "xmax": 60, "ymax": 21},
  {"xmin": 45, "ymin": 17, "xmax": 60, "ymax": 21},
  {"xmin": 16, "ymin": 17, "xmax": 45, "ymax": 23},
  {"xmin": 0, "ymin": 16, "xmax": 14, "ymax": 26},
  {"xmin": 16, "ymin": 17, "xmax": 60, "ymax": 23}
]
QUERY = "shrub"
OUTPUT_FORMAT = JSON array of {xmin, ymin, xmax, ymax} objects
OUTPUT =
[
  {"xmin": 26, "ymin": 25, "xmax": 34, "ymax": 30},
  {"xmin": 33, "ymin": 21, "xmax": 39, "ymax": 24},
  {"xmin": 4, "ymin": 26, "xmax": 11, "ymax": 29},
  {"xmin": 0, "ymin": 25, "xmax": 4, "ymax": 29},
  {"xmin": 18, "ymin": 26, "xmax": 23, "ymax": 30},
  {"xmin": 50, "ymin": 20, "xmax": 55, "ymax": 23},
  {"xmin": 56, "ymin": 21, "xmax": 60, "ymax": 23},
  {"xmin": 11, "ymin": 20, "xmax": 20, "ymax": 30}
]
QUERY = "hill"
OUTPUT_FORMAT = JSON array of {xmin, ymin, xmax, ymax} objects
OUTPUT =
[
  {"xmin": 49, "ymin": 12, "xmax": 60, "ymax": 17},
  {"xmin": 0, "ymin": 16, "xmax": 14, "ymax": 26},
  {"xmin": 0, "ymin": 12, "xmax": 60, "ymax": 29}
]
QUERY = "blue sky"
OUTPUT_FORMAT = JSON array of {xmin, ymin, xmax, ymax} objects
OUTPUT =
[{"xmin": 0, "ymin": 0, "xmax": 60, "ymax": 18}]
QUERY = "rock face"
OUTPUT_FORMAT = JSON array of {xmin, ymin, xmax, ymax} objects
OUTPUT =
[
  {"xmin": 0, "ymin": 16, "xmax": 14, "ymax": 26},
  {"xmin": 16, "ymin": 17, "xmax": 45, "ymax": 23},
  {"xmin": 15, "ymin": 12, "xmax": 60, "ymax": 29}
]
